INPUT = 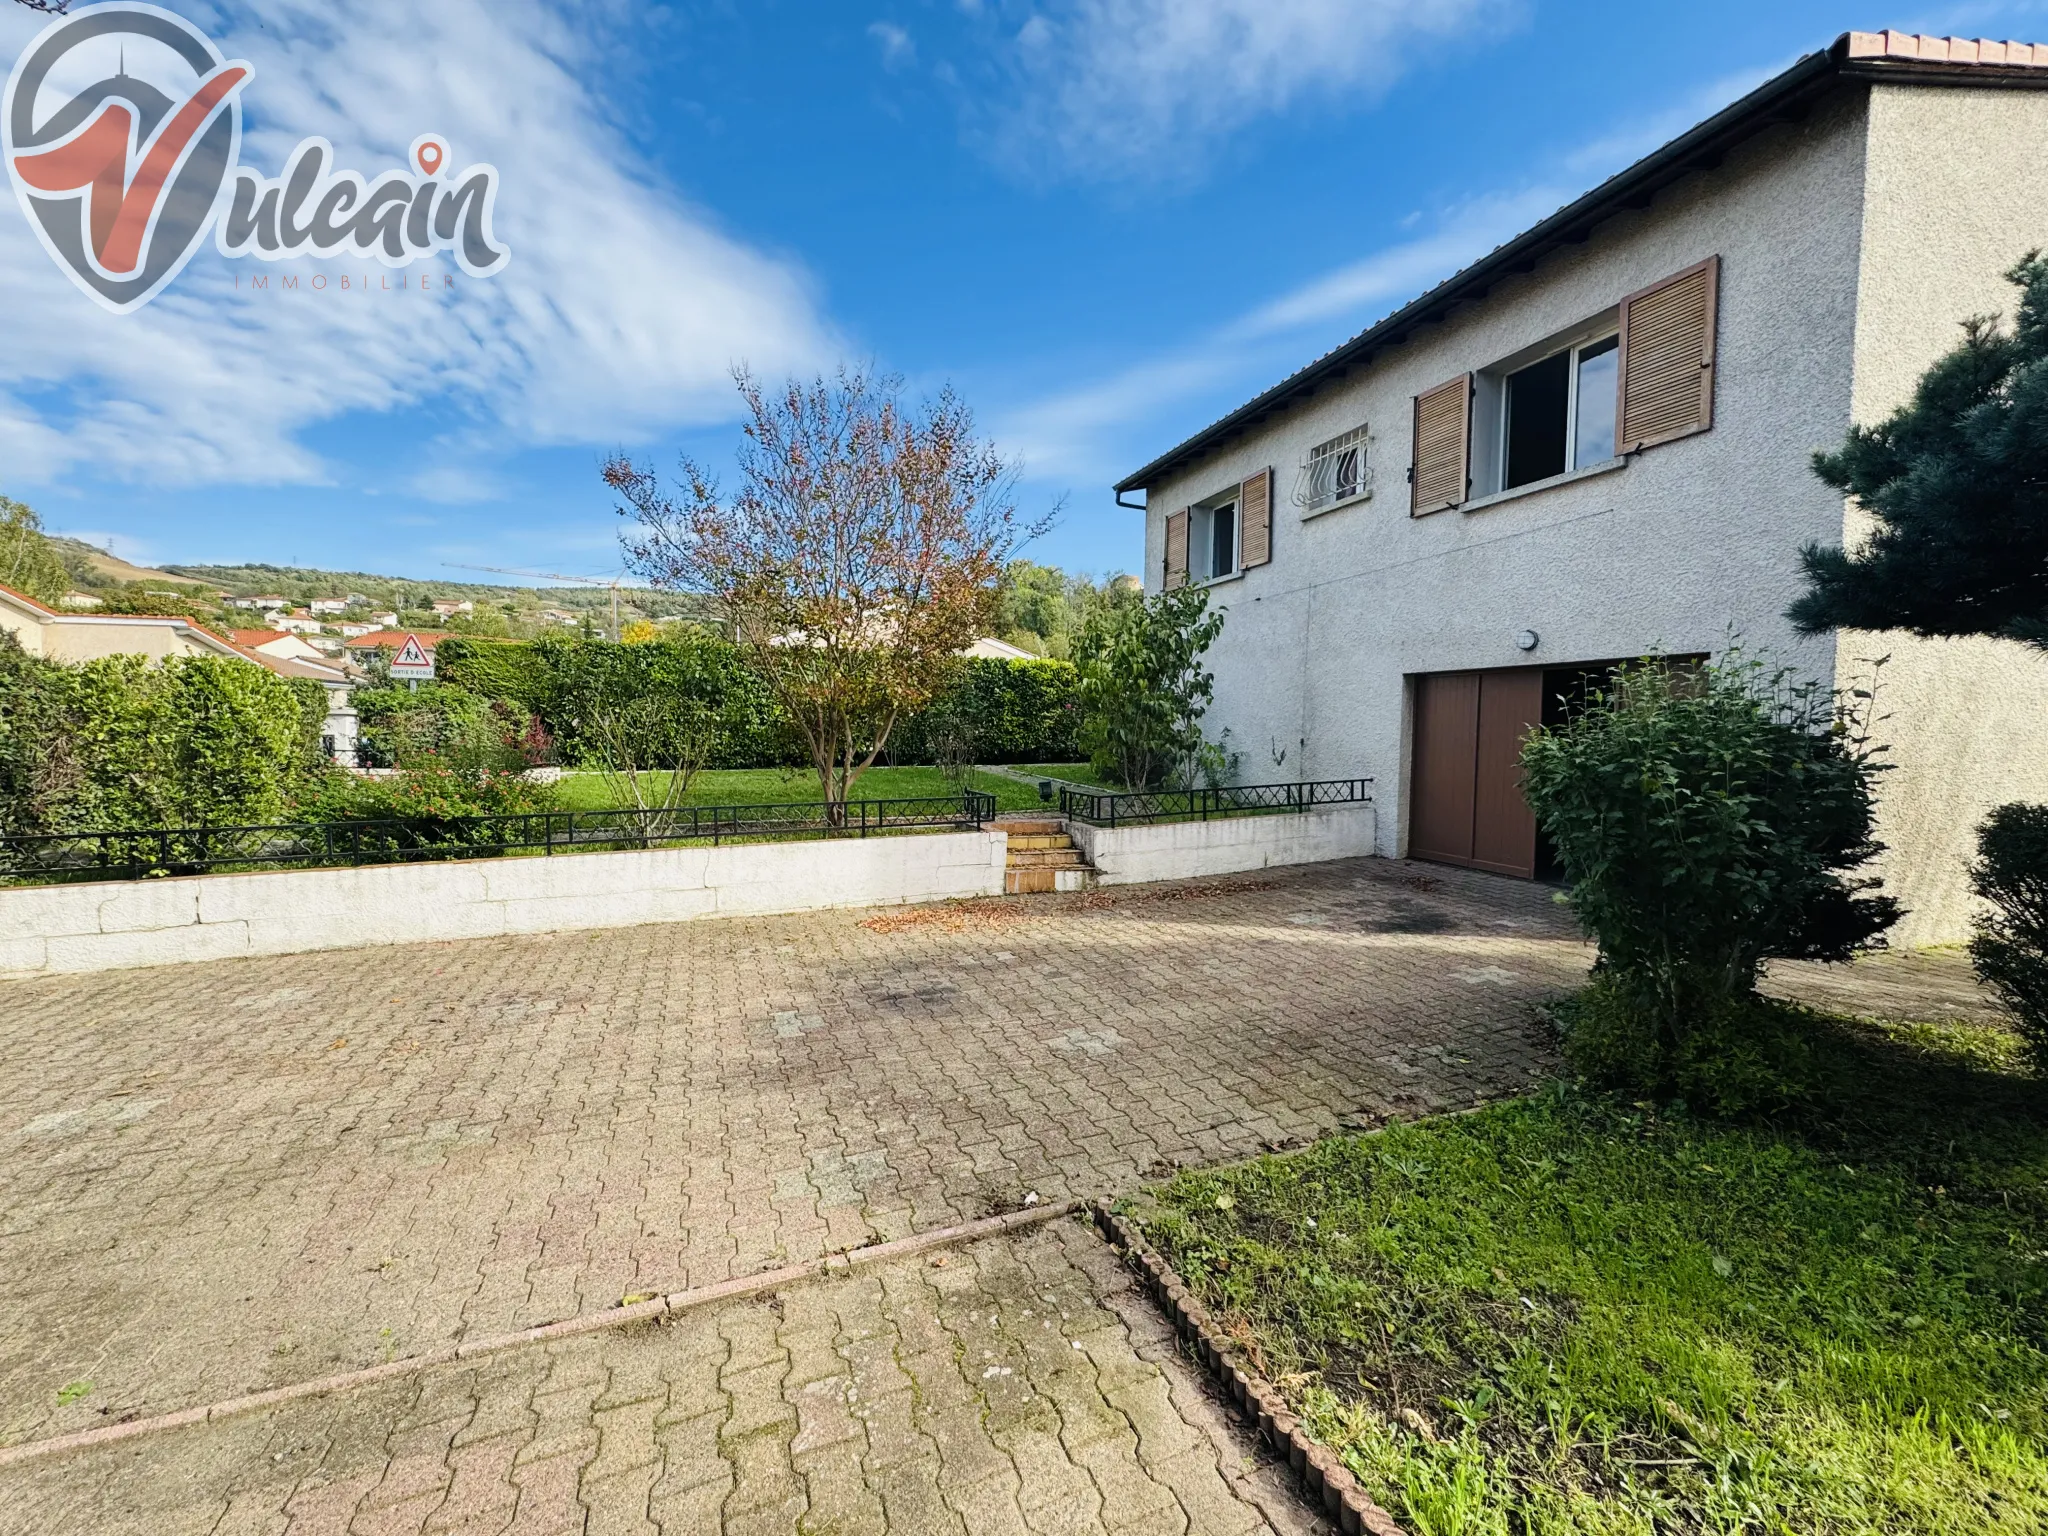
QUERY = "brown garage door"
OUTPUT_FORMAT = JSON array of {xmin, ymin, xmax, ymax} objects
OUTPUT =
[{"xmin": 1409, "ymin": 668, "xmax": 1544, "ymax": 879}]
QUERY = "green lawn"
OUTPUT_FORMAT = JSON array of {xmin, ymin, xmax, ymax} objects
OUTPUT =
[
  {"xmin": 1136, "ymin": 1013, "xmax": 2048, "ymax": 1535},
  {"xmin": 1013, "ymin": 762, "xmax": 1121, "ymax": 789},
  {"xmin": 549, "ymin": 765, "xmax": 1053, "ymax": 814}
]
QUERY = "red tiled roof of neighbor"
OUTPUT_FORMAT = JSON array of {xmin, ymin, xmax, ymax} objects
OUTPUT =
[
  {"xmin": 0, "ymin": 579, "xmax": 58, "ymax": 617},
  {"xmin": 1845, "ymin": 31, "xmax": 2048, "ymax": 65},
  {"xmin": 344, "ymin": 630, "xmax": 451, "ymax": 649},
  {"xmin": 230, "ymin": 629, "xmax": 292, "ymax": 646}
]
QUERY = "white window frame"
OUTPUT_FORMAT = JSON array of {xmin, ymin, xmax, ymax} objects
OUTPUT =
[
  {"xmin": 1294, "ymin": 425, "xmax": 1372, "ymax": 517},
  {"xmin": 1497, "ymin": 333, "xmax": 1620, "ymax": 491},
  {"xmin": 1189, "ymin": 491, "xmax": 1241, "ymax": 585}
]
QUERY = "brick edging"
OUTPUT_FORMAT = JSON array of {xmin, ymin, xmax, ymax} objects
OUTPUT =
[
  {"xmin": 0, "ymin": 1198, "xmax": 1083, "ymax": 1470},
  {"xmin": 1091, "ymin": 1200, "xmax": 1407, "ymax": 1536}
]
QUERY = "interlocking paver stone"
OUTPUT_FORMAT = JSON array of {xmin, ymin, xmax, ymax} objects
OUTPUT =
[
  {"xmin": 0, "ymin": 1221, "xmax": 1330, "ymax": 1531},
  {"xmin": 0, "ymin": 857, "xmax": 1576, "ymax": 1448},
  {"xmin": 0, "ymin": 832, "xmax": 1985, "ymax": 1536}
]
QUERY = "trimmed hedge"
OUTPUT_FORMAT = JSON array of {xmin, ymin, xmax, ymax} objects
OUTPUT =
[
  {"xmin": 891, "ymin": 657, "xmax": 1080, "ymax": 764},
  {"xmin": 438, "ymin": 633, "xmax": 789, "ymax": 768},
  {"xmin": 437, "ymin": 636, "xmax": 1077, "ymax": 769}
]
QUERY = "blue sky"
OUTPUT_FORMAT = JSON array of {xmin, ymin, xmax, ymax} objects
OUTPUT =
[{"xmin": 3, "ymin": 0, "xmax": 2044, "ymax": 586}]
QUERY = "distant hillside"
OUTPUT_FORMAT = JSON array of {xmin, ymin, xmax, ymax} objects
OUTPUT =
[
  {"xmin": 160, "ymin": 561, "xmax": 709, "ymax": 620},
  {"xmin": 48, "ymin": 535, "xmax": 212, "ymax": 591}
]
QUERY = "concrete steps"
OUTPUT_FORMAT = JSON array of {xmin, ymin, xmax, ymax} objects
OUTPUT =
[{"xmin": 994, "ymin": 817, "xmax": 1096, "ymax": 894}]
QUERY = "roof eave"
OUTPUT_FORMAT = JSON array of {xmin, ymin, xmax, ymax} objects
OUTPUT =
[{"xmin": 1113, "ymin": 37, "xmax": 2048, "ymax": 497}]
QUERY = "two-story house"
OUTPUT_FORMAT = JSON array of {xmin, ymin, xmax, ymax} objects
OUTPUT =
[{"xmin": 1115, "ymin": 31, "xmax": 2048, "ymax": 944}]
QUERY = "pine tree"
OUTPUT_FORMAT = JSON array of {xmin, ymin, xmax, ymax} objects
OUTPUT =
[{"xmin": 1790, "ymin": 252, "xmax": 2048, "ymax": 650}]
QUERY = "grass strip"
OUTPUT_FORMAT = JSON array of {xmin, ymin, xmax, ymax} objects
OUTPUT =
[{"xmin": 1138, "ymin": 1013, "xmax": 2048, "ymax": 1535}]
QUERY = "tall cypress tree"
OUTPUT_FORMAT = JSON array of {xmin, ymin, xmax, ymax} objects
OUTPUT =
[{"xmin": 1790, "ymin": 253, "xmax": 2048, "ymax": 649}]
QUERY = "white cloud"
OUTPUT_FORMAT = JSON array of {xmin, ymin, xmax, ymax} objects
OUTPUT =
[
  {"xmin": 868, "ymin": 21, "xmax": 917, "ymax": 69},
  {"xmin": 978, "ymin": 0, "xmax": 1516, "ymax": 183},
  {"xmin": 0, "ymin": 0, "xmax": 837, "ymax": 492}
]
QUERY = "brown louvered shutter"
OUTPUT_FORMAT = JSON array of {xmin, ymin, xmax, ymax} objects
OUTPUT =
[
  {"xmin": 1163, "ymin": 507, "xmax": 1189, "ymax": 590},
  {"xmin": 1410, "ymin": 375, "xmax": 1470, "ymax": 514},
  {"xmin": 1618, "ymin": 256, "xmax": 1718, "ymax": 452},
  {"xmin": 1238, "ymin": 468, "xmax": 1272, "ymax": 568}
]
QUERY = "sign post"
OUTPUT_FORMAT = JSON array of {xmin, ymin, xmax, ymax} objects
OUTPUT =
[{"xmin": 390, "ymin": 633, "xmax": 435, "ymax": 686}]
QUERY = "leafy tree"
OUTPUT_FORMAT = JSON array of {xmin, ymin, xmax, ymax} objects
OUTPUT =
[
  {"xmin": 1073, "ymin": 587, "xmax": 1223, "ymax": 791},
  {"xmin": 1791, "ymin": 252, "xmax": 2048, "ymax": 649},
  {"xmin": 1521, "ymin": 656, "xmax": 1899, "ymax": 1109},
  {"xmin": 0, "ymin": 497, "xmax": 72, "ymax": 606},
  {"xmin": 609, "ymin": 368, "xmax": 1047, "ymax": 817}
]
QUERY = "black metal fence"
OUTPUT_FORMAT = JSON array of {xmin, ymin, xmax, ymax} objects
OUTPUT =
[
  {"xmin": 1058, "ymin": 778, "xmax": 1372, "ymax": 828},
  {"xmin": 0, "ymin": 791, "xmax": 999, "ymax": 886}
]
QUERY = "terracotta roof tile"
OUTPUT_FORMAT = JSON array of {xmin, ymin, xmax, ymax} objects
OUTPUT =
[{"xmin": 1844, "ymin": 31, "xmax": 2048, "ymax": 66}]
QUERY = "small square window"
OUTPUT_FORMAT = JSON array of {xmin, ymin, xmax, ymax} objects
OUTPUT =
[{"xmin": 1295, "ymin": 425, "xmax": 1371, "ymax": 514}]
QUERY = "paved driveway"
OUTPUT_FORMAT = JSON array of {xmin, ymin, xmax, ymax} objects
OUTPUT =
[{"xmin": 0, "ymin": 856, "xmax": 1584, "ymax": 1529}]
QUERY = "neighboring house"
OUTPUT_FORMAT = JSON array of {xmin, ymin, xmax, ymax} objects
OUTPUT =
[
  {"xmin": 57, "ymin": 591, "xmax": 103, "ymax": 609},
  {"xmin": 1113, "ymin": 31, "xmax": 2048, "ymax": 944},
  {"xmin": 368, "ymin": 611, "xmax": 399, "ymax": 627},
  {"xmin": 336, "ymin": 622, "xmax": 381, "ymax": 638},
  {"xmin": 538, "ymin": 608, "xmax": 578, "ymax": 625},
  {"xmin": 229, "ymin": 628, "xmax": 326, "ymax": 661},
  {"xmin": 2, "ymin": 580, "xmax": 249, "ymax": 665},
  {"xmin": 2, "ymin": 582, "xmax": 358, "ymax": 763},
  {"xmin": 308, "ymin": 598, "xmax": 349, "ymax": 616},
  {"xmin": 431, "ymin": 600, "xmax": 474, "ymax": 617},
  {"xmin": 274, "ymin": 611, "xmax": 326, "ymax": 634},
  {"xmin": 962, "ymin": 636, "xmax": 1038, "ymax": 660}
]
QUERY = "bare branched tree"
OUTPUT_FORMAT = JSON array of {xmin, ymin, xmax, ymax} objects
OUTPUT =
[
  {"xmin": 607, "ymin": 368, "xmax": 1050, "ymax": 820},
  {"xmin": 586, "ymin": 696, "xmax": 721, "ymax": 836},
  {"xmin": 10, "ymin": 2, "xmax": 77, "ymax": 15}
]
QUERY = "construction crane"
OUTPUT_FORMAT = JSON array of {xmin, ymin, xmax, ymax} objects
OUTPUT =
[{"xmin": 443, "ymin": 563, "xmax": 626, "ymax": 642}]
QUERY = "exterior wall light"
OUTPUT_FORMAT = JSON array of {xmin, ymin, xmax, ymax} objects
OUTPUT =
[{"xmin": 1516, "ymin": 630, "xmax": 1540, "ymax": 652}]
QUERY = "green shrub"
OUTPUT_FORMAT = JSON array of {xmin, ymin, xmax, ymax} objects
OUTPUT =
[
  {"xmin": 439, "ymin": 633, "xmax": 787, "ymax": 768},
  {"xmin": 353, "ymin": 682, "xmax": 544, "ymax": 774},
  {"xmin": 1521, "ymin": 656, "xmax": 1898, "ymax": 1109},
  {"xmin": 1971, "ymin": 802, "xmax": 2048, "ymax": 1076},
  {"xmin": 890, "ymin": 657, "xmax": 1080, "ymax": 764},
  {"xmin": 1074, "ymin": 587, "xmax": 1223, "ymax": 790}
]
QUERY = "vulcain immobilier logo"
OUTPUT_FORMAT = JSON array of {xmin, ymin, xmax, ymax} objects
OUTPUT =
[{"xmin": 3, "ymin": 3, "xmax": 509, "ymax": 314}]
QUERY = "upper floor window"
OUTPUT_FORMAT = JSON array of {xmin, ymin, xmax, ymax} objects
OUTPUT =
[
  {"xmin": 1408, "ymin": 256, "xmax": 1718, "ymax": 516},
  {"xmin": 1191, "ymin": 492, "xmax": 1238, "ymax": 582},
  {"xmin": 1294, "ymin": 425, "xmax": 1370, "ymax": 515},
  {"xmin": 1501, "ymin": 334, "xmax": 1619, "ymax": 490}
]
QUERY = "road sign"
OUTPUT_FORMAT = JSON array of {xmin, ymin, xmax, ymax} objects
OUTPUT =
[{"xmin": 389, "ymin": 633, "xmax": 435, "ymax": 681}]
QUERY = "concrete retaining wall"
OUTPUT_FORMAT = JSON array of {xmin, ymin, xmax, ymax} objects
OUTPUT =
[
  {"xmin": 0, "ymin": 830, "xmax": 1010, "ymax": 980},
  {"xmin": 1067, "ymin": 806, "xmax": 1378, "ymax": 886}
]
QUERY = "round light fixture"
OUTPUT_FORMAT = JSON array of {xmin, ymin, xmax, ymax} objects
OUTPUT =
[{"xmin": 1516, "ymin": 630, "xmax": 1540, "ymax": 652}]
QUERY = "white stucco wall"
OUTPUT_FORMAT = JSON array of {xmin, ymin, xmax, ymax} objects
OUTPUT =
[
  {"xmin": 1067, "ymin": 806, "xmax": 1378, "ymax": 885},
  {"xmin": 1842, "ymin": 83, "xmax": 2048, "ymax": 944},
  {"xmin": 0, "ymin": 831, "xmax": 1009, "ymax": 980},
  {"xmin": 1145, "ymin": 90, "xmax": 1872, "ymax": 870},
  {"xmin": 1136, "ymin": 77, "xmax": 2048, "ymax": 944}
]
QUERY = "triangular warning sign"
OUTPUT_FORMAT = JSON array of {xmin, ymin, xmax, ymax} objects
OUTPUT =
[{"xmin": 393, "ymin": 634, "xmax": 428, "ymax": 668}]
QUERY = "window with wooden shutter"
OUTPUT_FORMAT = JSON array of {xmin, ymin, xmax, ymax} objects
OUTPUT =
[
  {"xmin": 1238, "ymin": 468, "xmax": 1272, "ymax": 568},
  {"xmin": 1163, "ymin": 507, "xmax": 1189, "ymax": 590},
  {"xmin": 1618, "ymin": 256, "xmax": 1718, "ymax": 452},
  {"xmin": 1411, "ymin": 375, "xmax": 1471, "ymax": 514}
]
